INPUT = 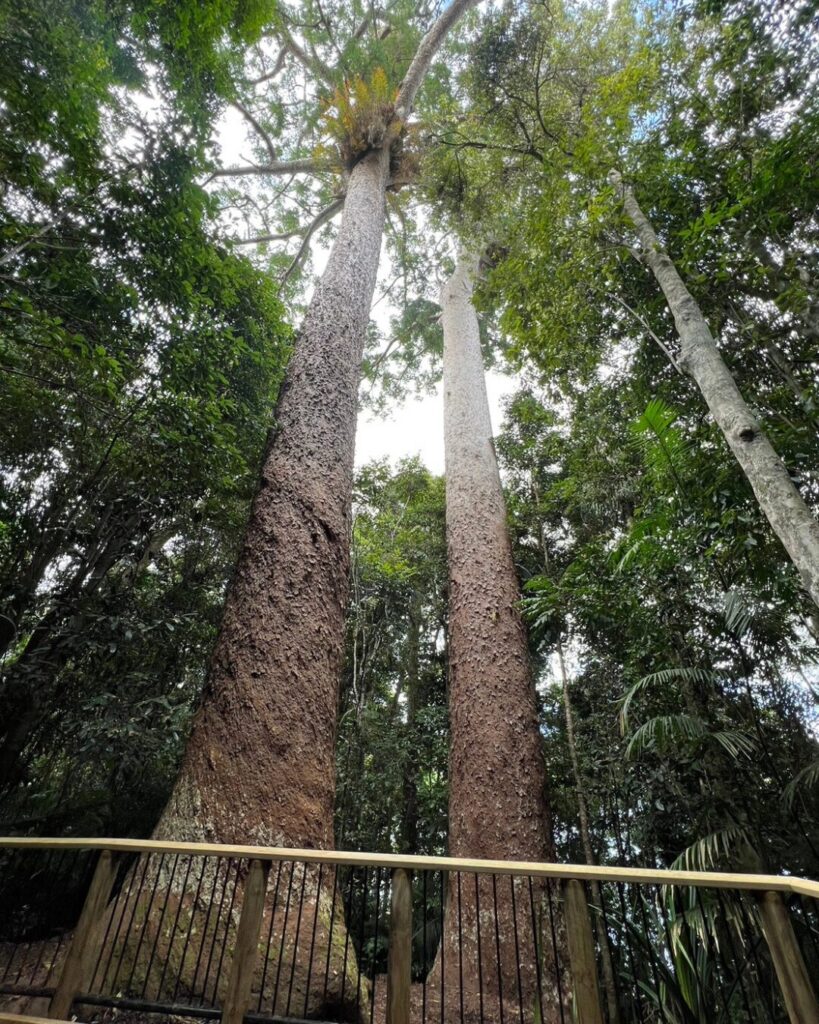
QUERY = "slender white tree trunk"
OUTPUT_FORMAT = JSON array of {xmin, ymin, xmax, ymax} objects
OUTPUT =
[{"xmin": 611, "ymin": 170, "xmax": 819, "ymax": 610}]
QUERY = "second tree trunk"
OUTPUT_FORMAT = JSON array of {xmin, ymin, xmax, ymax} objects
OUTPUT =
[{"xmin": 434, "ymin": 254, "xmax": 564, "ymax": 1023}]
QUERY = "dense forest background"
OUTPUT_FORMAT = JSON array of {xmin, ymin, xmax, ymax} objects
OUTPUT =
[{"xmin": 0, "ymin": 0, "xmax": 817, "ymax": 900}]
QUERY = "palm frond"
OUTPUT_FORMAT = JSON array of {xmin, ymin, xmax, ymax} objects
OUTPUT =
[
  {"xmin": 619, "ymin": 668, "xmax": 718, "ymax": 732},
  {"xmin": 723, "ymin": 590, "xmax": 754, "ymax": 637},
  {"xmin": 670, "ymin": 827, "xmax": 754, "ymax": 872},
  {"xmin": 625, "ymin": 714, "xmax": 709, "ymax": 758},
  {"xmin": 783, "ymin": 759, "xmax": 819, "ymax": 809}
]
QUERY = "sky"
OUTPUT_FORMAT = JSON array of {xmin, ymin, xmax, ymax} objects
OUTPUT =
[{"xmin": 355, "ymin": 369, "xmax": 515, "ymax": 474}]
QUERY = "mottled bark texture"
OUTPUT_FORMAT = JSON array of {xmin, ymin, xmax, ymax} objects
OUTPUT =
[
  {"xmin": 132, "ymin": 3, "xmax": 479, "ymax": 1014},
  {"xmin": 155, "ymin": 148, "xmax": 390, "ymax": 849},
  {"xmin": 611, "ymin": 170, "xmax": 819, "ymax": 611},
  {"xmin": 153, "ymin": 0, "xmax": 480, "ymax": 851},
  {"xmin": 428, "ymin": 255, "xmax": 564, "ymax": 1023}
]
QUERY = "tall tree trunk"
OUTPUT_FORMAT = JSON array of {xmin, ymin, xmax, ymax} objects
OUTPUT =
[
  {"xmin": 154, "ymin": 146, "xmax": 391, "ymax": 848},
  {"xmin": 430, "ymin": 254, "xmax": 564, "ymax": 1023},
  {"xmin": 110, "ymin": 8, "xmax": 479, "ymax": 1018},
  {"xmin": 611, "ymin": 170, "xmax": 819, "ymax": 610}
]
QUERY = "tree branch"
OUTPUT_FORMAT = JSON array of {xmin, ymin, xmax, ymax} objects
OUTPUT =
[
  {"xmin": 607, "ymin": 292, "xmax": 682, "ymax": 374},
  {"xmin": 279, "ymin": 198, "xmax": 345, "ymax": 284},
  {"xmin": 212, "ymin": 158, "xmax": 323, "ymax": 178},
  {"xmin": 277, "ymin": 25, "xmax": 335, "ymax": 86},
  {"xmin": 230, "ymin": 100, "xmax": 277, "ymax": 163},
  {"xmin": 393, "ymin": 0, "xmax": 480, "ymax": 119}
]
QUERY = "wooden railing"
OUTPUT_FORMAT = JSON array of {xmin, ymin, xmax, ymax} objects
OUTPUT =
[{"xmin": 0, "ymin": 837, "xmax": 817, "ymax": 1024}]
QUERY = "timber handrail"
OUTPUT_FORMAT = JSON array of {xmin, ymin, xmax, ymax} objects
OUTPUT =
[{"xmin": 0, "ymin": 835, "xmax": 817, "ymax": 897}]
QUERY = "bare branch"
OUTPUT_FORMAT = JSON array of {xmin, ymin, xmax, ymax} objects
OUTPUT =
[
  {"xmin": 233, "ymin": 227, "xmax": 303, "ymax": 246},
  {"xmin": 279, "ymin": 198, "xmax": 344, "ymax": 286},
  {"xmin": 607, "ymin": 292, "xmax": 683, "ymax": 374},
  {"xmin": 213, "ymin": 158, "xmax": 323, "ymax": 179},
  {"xmin": 230, "ymin": 100, "xmax": 277, "ymax": 163},
  {"xmin": 278, "ymin": 25, "xmax": 335, "ymax": 86},
  {"xmin": 249, "ymin": 44, "xmax": 290, "ymax": 86}
]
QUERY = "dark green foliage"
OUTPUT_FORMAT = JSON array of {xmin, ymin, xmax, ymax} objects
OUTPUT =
[
  {"xmin": 336, "ymin": 459, "xmax": 449, "ymax": 858},
  {"xmin": 0, "ymin": 0, "xmax": 291, "ymax": 833}
]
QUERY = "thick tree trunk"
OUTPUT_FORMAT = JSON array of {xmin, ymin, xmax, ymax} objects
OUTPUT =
[
  {"xmin": 155, "ymin": 146, "xmax": 391, "ymax": 848},
  {"xmin": 429, "ymin": 254, "xmax": 564, "ymax": 1023},
  {"xmin": 611, "ymin": 170, "xmax": 819, "ymax": 610}
]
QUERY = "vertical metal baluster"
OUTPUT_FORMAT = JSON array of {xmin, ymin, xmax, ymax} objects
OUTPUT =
[
  {"xmin": 735, "ymin": 892, "xmax": 777, "ymax": 1024},
  {"xmin": 526, "ymin": 876, "xmax": 547, "ymax": 1024},
  {"xmin": 89, "ymin": 850, "xmax": 127, "ymax": 993},
  {"xmin": 440, "ymin": 870, "xmax": 446, "ymax": 1024},
  {"xmin": 596, "ymin": 881, "xmax": 623, "ymax": 1023},
  {"xmin": 102, "ymin": 852, "xmax": 148, "ymax": 993},
  {"xmin": 303, "ymin": 863, "xmax": 323, "ymax": 1021},
  {"xmin": 200, "ymin": 858, "xmax": 234, "ymax": 1006},
  {"xmin": 172, "ymin": 856, "xmax": 209, "ymax": 1003},
  {"xmin": 142, "ymin": 852, "xmax": 180, "ymax": 998},
  {"xmin": 211, "ymin": 857, "xmax": 242, "ymax": 1006},
  {"xmin": 259, "ymin": 860, "xmax": 283, "ymax": 1014},
  {"xmin": 474, "ymin": 874, "xmax": 484, "ymax": 1024},
  {"xmin": 634, "ymin": 882, "xmax": 668, "ymax": 1024},
  {"xmin": 322, "ymin": 866, "xmax": 339, "ymax": 1006},
  {"xmin": 457, "ymin": 872, "xmax": 465, "ymax": 1024},
  {"xmin": 355, "ymin": 866, "xmax": 369, "ymax": 1016},
  {"xmin": 156, "ymin": 854, "xmax": 194, "ymax": 999},
  {"xmin": 543, "ymin": 877, "xmax": 566, "ymax": 1024},
  {"xmin": 272, "ymin": 860, "xmax": 296, "ymax": 1014},
  {"xmin": 369, "ymin": 866, "xmax": 382, "ymax": 1024},
  {"xmin": 695, "ymin": 887, "xmax": 731, "ymax": 1020},
  {"xmin": 190, "ymin": 856, "xmax": 225, "ymax": 1003},
  {"xmin": 614, "ymin": 880, "xmax": 644, "ymax": 1022},
  {"xmin": 509, "ymin": 876, "xmax": 524, "ymax": 1024},
  {"xmin": 714, "ymin": 887, "xmax": 754, "ymax": 1023},
  {"xmin": 422, "ymin": 870, "xmax": 428, "ymax": 1024},
  {"xmin": 340, "ymin": 867, "xmax": 355, "ymax": 1010},
  {"xmin": 29, "ymin": 850, "xmax": 68, "ymax": 987},
  {"xmin": 285, "ymin": 862, "xmax": 309, "ymax": 1017},
  {"xmin": 124, "ymin": 853, "xmax": 165, "ymax": 994},
  {"xmin": 491, "ymin": 875, "xmax": 504, "ymax": 1024}
]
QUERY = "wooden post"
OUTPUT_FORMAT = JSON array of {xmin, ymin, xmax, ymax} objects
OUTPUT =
[
  {"xmin": 387, "ymin": 868, "xmax": 412, "ymax": 1024},
  {"xmin": 49, "ymin": 849, "xmax": 118, "ymax": 1019},
  {"xmin": 756, "ymin": 890, "xmax": 819, "ymax": 1024},
  {"xmin": 221, "ymin": 858, "xmax": 270, "ymax": 1024},
  {"xmin": 563, "ymin": 878, "xmax": 605, "ymax": 1024}
]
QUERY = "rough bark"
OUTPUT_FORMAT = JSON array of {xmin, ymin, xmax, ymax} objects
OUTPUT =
[
  {"xmin": 154, "ymin": 147, "xmax": 392, "ymax": 849},
  {"xmin": 611, "ymin": 170, "xmax": 819, "ymax": 611},
  {"xmin": 134, "ymin": 5, "xmax": 479, "ymax": 1012},
  {"xmin": 429, "ymin": 254, "xmax": 564, "ymax": 1023}
]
